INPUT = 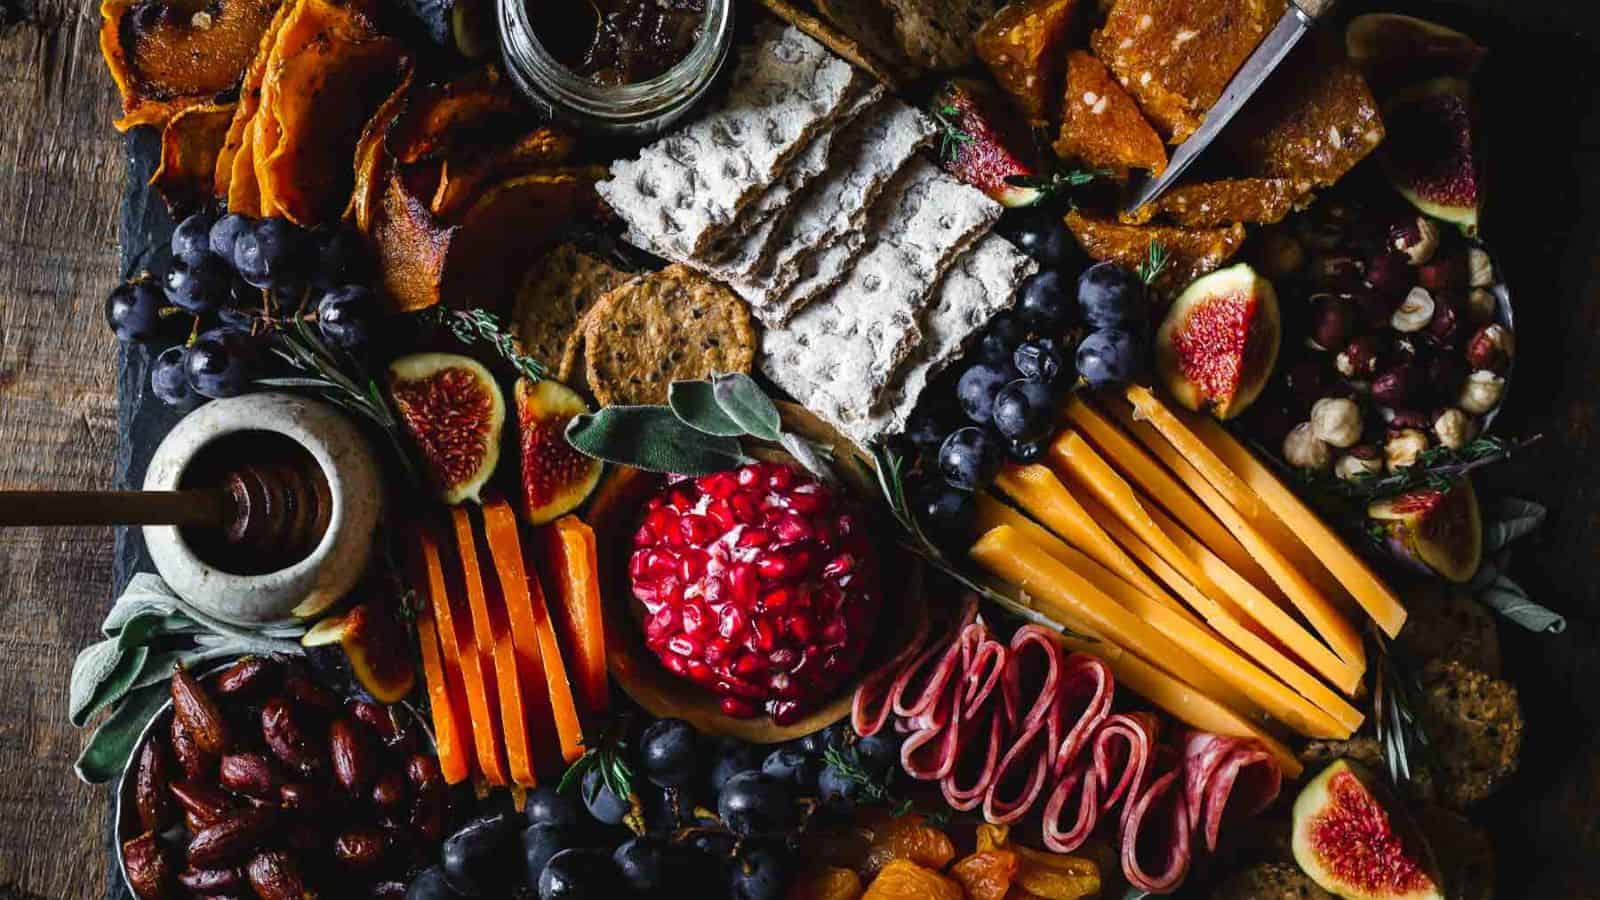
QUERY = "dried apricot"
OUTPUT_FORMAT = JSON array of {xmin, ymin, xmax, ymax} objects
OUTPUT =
[
  {"xmin": 791, "ymin": 866, "xmax": 866, "ymax": 900},
  {"xmin": 1013, "ymin": 846, "xmax": 1100, "ymax": 900},
  {"xmin": 862, "ymin": 814, "xmax": 957, "ymax": 878},
  {"xmin": 975, "ymin": 823, "xmax": 1012, "ymax": 853},
  {"xmin": 951, "ymin": 850, "xmax": 1021, "ymax": 900},
  {"xmin": 863, "ymin": 860, "xmax": 963, "ymax": 900}
]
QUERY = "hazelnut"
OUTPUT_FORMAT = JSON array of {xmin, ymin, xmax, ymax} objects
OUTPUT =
[
  {"xmin": 1310, "ymin": 396, "xmax": 1363, "ymax": 448},
  {"xmin": 1391, "ymin": 286, "xmax": 1436, "ymax": 333},
  {"xmin": 1465, "ymin": 323, "xmax": 1514, "ymax": 372},
  {"xmin": 1467, "ymin": 247, "xmax": 1495, "ymax": 288},
  {"xmin": 1385, "ymin": 428, "xmax": 1431, "ymax": 471},
  {"xmin": 1308, "ymin": 295, "xmax": 1355, "ymax": 351},
  {"xmin": 1335, "ymin": 449, "xmax": 1385, "ymax": 482},
  {"xmin": 1311, "ymin": 255, "xmax": 1365, "ymax": 289},
  {"xmin": 1258, "ymin": 232, "xmax": 1306, "ymax": 277},
  {"xmin": 1425, "ymin": 295, "xmax": 1464, "ymax": 346},
  {"xmin": 1416, "ymin": 256, "xmax": 1467, "ymax": 293},
  {"xmin": 1466, "ymin": 287, "xmax": 1498, "ymax": 324},
  {"xmin": 1364, "ymin": 251, "xmax": 1415, "ymax": 298},
  {"xmin": 1336, "ymin": 335, "xmax": 1387, "ymax": 378},
  {"xmin": 1284, "ymin": 422, "xmax": 1333, "ymax": 470},
  {"xmin": 1457, "ymin": 370, "xmax": 1506, "ymax": 415},
  {"xmin": 1390, "ymin": 216, "xmax": 1441, "ymax": 265},
  {"xmin": 1433, "ymin": 408, "xmax": 1476, "ymax": 450},
  {"xmin": 1370, "ymin": 364, "xmax": 1415, "ymax": 407}
]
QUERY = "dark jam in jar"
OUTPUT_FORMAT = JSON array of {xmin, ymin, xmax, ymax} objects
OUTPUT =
[{"xmin": 535, "ymin": 0, "xmax": 707, "ymax": 86}]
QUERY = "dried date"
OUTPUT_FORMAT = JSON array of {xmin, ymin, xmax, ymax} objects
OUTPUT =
[
  {"xmin": 219, "ymin": 753, "xmax": 281, "ymax": 799},
  {"xmin": 246, "ymin": 850, "xmax": 309, "ymax": 900},
  {"xmin": 169, "ymin": 779, "xmax": 233, "ymax": 826},
  {"xmin": 261, "ymin": 697, "xmax": 324, "ymax": 774},
  {"xmin": 371, "ymin": 768, "xmax": 409, "ymax": 811},
  {"xmin": 330, "ymin": 717, "xmax": 376, "ymax": 795},
  {"xmin": 133, "ymin": 736, "xmax": 176, "ymax": 832},
  {"xmin": 178, "ymin": 865, "xmax": 247, "ymax": 893},
  {"xmin": 333, "ymin": 826, "xmax": 387, "ymax": 869},
  {"xmin": 171, "ymin": 663, "xmax": 230, "ymax": 756},
  {"xmin": 215, "ymin": 655, "xmax": 280, "ymax": 697},
  {"xmin": 122, "ymin": 832, "xmax": 173, "ymax": 900},
  {"xmin": 170, "ymin": 712, "xmax": 216, "ymax": 780},
  {"xmin": 188, "ymin": 808, "xmax": 277, "ymax": 868}
]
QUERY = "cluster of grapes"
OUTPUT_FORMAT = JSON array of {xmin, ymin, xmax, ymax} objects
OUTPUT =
[
  {"xmin": 104, "ymin": 210, "xmax": 380, "ymax": 409},
  {"xmin": 902, "ymin": 209, "xmax": 1153, "ymax": 545}
]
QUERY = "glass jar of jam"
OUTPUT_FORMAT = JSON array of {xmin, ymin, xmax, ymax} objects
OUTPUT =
[{"xmin": 500, "ymin": 0, "xmax": 732, "ymax": 137}]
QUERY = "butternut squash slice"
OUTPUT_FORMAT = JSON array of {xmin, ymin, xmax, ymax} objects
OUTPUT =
[
  {"xmin": 542, "ymin": 516, "xmax": 609, "ymax": 715},
  {"xmin": 151, "ymin": 102, "xmax": 235, "ymax": 213},
  {"xmin": 411, "ymin": 526, "xmax": 473, "ymax": 785},
  {"xmin": 482, "ymin": 498, "xmax": 586, "ymax": 767}
]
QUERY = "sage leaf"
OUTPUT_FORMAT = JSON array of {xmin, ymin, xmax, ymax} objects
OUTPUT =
[
  {"xmin": 1484, "ymin": 498, "xmax": 1546, "ymax": 553},
  {"xmin": 116, "ymin": 610, "xmax": 194, "ymax": 649},
  {"xmin": 712, "ymin": 373, "xmax": 782, "ymax": 442},
  {"xmin": 69, "ymin": 640, "xmax": 125, "ymax": 725},
  {"xmin": 668, "ymin": 381, "xmax": 744, "ymax": 437},
  {"xmin": 74, "ymin": 684, "xmax": 169, "ymax": 785},
  {"xmin": 566, "ymin": 406, "xmax": 750, "ymax": 475},
  {"xmin": 102, "ymin": 573, "xmax": 181, "ymax": 635},
  {"xmin": 71, "ymin": 644, "xmax": 149, "ymax": 728},
  {"xmin": 778, "ymin": 432, "xmax": 835, "ymax": 483},
  {"xmin": 1476, "ymin": 575, "xmax": 1567, "ymax": 634}
]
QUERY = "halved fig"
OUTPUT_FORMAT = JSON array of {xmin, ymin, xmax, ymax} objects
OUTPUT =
[
  {"xmin": 1155, "ymin": 263, "xmax": 1282, "ymax": 420},
  {"xmin": 1345, "ymin": 14, "xmax": 1486, "ymax": 97},
  {"xmin": 301, "ymin": 602, "xmax": 416, "ymax": 703},
  {"xmin": 1292, "ymin": 759, "xmax": 1445, "ymax": 900},
  {"xmin": 931, "ymin": 78, "xmax": 1047, "ymax": 208},
  {"xmin": 515, "ymin": 378, "xmax": 603, "ymax": 526},
  {"xmin": 387, "ymin": 353, "xmax": 505, "ymax": 505},
  {"xmin": 1380, "ymin": 78, "xmax": 1481, "ymax": 235},
  {"xmin": 1368, "ymin": 480, "xmax": 1483, "ymax": 583}
]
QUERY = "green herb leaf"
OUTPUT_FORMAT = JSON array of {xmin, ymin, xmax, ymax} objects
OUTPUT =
[
  {"xmin": 1483, "ymin": 498, "xmax": 1546, "ymax": 553},
  {"xmin": 74, "ymin": 684, "xmax": 170, "ymax": 785},
  {"xmin": 1475, "ymin": 575, "xmax": 1567, "ymax": 633},
  {"xmin": 1137, "ymin": 242, "xmax": 1170, "ymax": 286},
  {"xmin": 566, "ymin": 406, "xmax": 750, "ymax": 475},
  {"xmin": 668, "ymin": 381, "xmax": 745, "ymax": 437},
  {"xmin": 116, "ymin": 610, "xmax": 195, "ymax": 649},
  {"xmin": 778, "ymin": 433, "xmax": 835, "ymax": 483},
  {"xmin": 101, "ymin": 574, "xmax": 180, "ymax": 635},
  {"xmin": 72, "ymin": 645, "xmax": 150, "ymax": 728},
  {"xmin": 69, "ymin": 640, "xmax": 125, "ymax": 726},
  {"xmin": 424, "ymin": 307, "xmax": 547, "ymax": 382},
  {"xmin": 712, "ymin": 373, "xmax": 783, "ymax": 442}
]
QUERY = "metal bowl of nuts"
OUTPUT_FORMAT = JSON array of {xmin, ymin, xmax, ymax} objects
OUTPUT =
[
  {"xmin": 114, "ymin": 656, "xmax": 442, "ymax": 899},
  {"xmin": 1241, "ymin": 186, "xmax": 1514, "ymax": 481}
]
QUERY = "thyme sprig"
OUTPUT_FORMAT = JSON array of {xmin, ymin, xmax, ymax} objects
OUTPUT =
[
  {"xmin": 1301, "ymin": 435, "xmax": 1541, "ymax": 501},
  {"xmin": 1372, "ymin": 630, "xmax": 1432, "ymax": 787},
  {"xmin": 423, "ymin": 306, "xmax": 547, "ymax": 382},
  {"xmin": 932, "ymin": 104, "xmax": 973, "ymax": 163},
  {"xmin": 821, "ymin": 745, "xmax": 913, "ymax": 815}
]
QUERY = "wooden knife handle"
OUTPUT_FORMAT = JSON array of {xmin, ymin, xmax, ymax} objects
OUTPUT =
[
  {"xmin": 1291, "ymin": 0, "xmax": 1336, "ymax": 21},
  {"xmin": 0, "ymin": 490, "xmax": 232, "ymax": 527}
]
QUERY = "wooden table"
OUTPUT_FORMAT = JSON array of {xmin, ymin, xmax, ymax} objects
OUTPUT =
[{"xmin": 0, "ymin": 0, "xmax": 1597, "ymax": 897}]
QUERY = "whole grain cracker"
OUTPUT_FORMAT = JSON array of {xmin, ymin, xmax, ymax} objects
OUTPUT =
[
  {"xmin": 512, "ymin": 244, "xmax": 630, "ymax": 378},
  {"xmin": 584, "ymin": 265, "xmax": 756, "ymax": 407},
  {"xmin": 755, "ymin": 0, "xmax": 914, "ymax": 87}
]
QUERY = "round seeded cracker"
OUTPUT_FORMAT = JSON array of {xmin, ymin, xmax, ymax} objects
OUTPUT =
[
  {"xmin": 511, "ymin": 243, "xmax": 630, "ymax": 378},
  {"xmin": 584, "ymin": 265, "xmax": 756, "ymax": 407}
]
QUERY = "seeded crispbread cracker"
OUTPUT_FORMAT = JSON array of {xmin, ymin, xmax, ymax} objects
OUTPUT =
[
  {"xmin": 511, "ymin": 244, "xmax": 630, "ymax": 382},
  {"xmin": 598, "ymin": 22, "xmax": 862, "ymax": 260},
  {"xmin": 583, "ymin": 265, "xmax": 756, "ymax": 407},
  {"xmin": 733, "ymin": 97, "xmax": 938, "ymax": 324},
  {"xmin": 837, "ymin": 234, "xmax": 1036, "ymax": 442}
]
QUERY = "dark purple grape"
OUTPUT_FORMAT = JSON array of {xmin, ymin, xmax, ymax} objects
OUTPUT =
[
  {"xmin": 903, "ymin": 409, "xmax": 949, "ymax": 452},
  {"xmin": 1008, "ymin": 438, "xmax": 1046, "ymax": 463},
  {"xmin": 938, "ymin": 427, "xmax": 1002, "ymax": 491},
  {"xmin": 992, "ymin": 379, "xmax": 1056, "ymax": 442},
  {"xmin": 640, "ymin": 718, "xmax": 697, "ymax": 787},
  {"xmin": 316, "ymin": 228, "xmax": 371, "ymax": 285},
  {"xmin": 1077, "ymin": 262, "xmax": 1146, "ymax": 329},
  {"xmin": 234, "ymin": 218, "xmax": 308, "ymax": 289},
  {"xmin": 956, "ymin": 363, "xmax": 1015, "ymax": 425},
  {"xmin": 184, "ymin": 328, "xmax": 260, "ymax": 398},
  {"xmin": 209, "ymin": 213, "xmax": 255, "ymax": 262},
  {"xmin": 163, "ymin": 253, "xmax": 231, "ymax": 314},
  {"xmin": 316, "ymin": 285, "xmax": 376, "ymax": 349},
  {"xmin": 915, "ymin": 483, "xmax": 975, "ymax": 549},
  {"xmin": 150, "ymin": 345, "xmax": 202, "ymax": 409},
  {"xmin": 760, "ymin": 747, "xmax": 820, "ymax": 793},
  {"xmin": 1015, "ymin": 270, "xmax": 1076, "ymax": 332},
  {"xmin": 171, "ymin": 212, "xmax": 216, "ymax": 259},
  {"xmin": 727, "ymin": 843, "xmax": 788, "ymax": 900},
  {"xmin": 105, "ymin": 281, "xmax": 168, "ymax": 343},
  {"xmin": 1076, "ymin": 328, "xmax": 1146, "ymax": 387},
  {"xmin": 1013, "ymin": 338, "xmax": 1065, "ymax": 385},
  {"xmin": 717, "ymin": 772, "xmax": 796, "ymax": 838},
  {"xmin": 998, "ymin": 207, "xmax": 1075, "ymax": 267}
]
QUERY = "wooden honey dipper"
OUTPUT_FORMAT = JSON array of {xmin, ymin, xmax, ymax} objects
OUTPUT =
[{"xmin": 0, "ymin": 460, "xmax": 333, "ymax": 568}]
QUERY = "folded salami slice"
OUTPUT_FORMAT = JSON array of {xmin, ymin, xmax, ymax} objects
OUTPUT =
[
  {"xmin": 1180, "ymin": 731, "xmax": 1282, "ymax": 852},
  {"xmin": 851, "ymin": 602, "xmax": 934, "ymax": 738},
  {"xmin": 1097, "ymin": 712, "xmax": 1160, "ymax": 829},
  {"xmin": 942, "ymin": 688, "xmax": 1009, "ymax": 810},
  {"xmin": 982, "ymin": 626, "xmax": 1064, "ymax": 825},
  {"xmin": 1121, "ymin": 746, "xmax": 1193, "ymax": 895},
  {"xmin": 1051, "ymin": 653, "xmax": 1115, "ymax": 778},
  {"xmin": 1041, "ymin": 759, "xmax": 1101, "ymax": 853}
]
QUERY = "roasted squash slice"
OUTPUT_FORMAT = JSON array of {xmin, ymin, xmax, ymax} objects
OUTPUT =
[
  {"xmin": 386, "ymin": 66, "xmax": 525, "ymax": 166},
  {"xmin": 429, "ymin": 128, "xmax": 579, "ymax": 219},
  {"xmin": 370, "ymin": 172, "xmax": 457, "ymax": 313},
  {"xmin": 440, "ymin": 171, "xmax": 603, "ymax": 309},
  {"xmin": 100, "ymin": 0, "xmax": 283, "ymax": 131},
  {"xmin": 151, "ymin": 101, "xmax": 235, "ymax": 212},
  {"xmin": 213, "ymin": 0, "xmax": 292, "ymax": 201}
]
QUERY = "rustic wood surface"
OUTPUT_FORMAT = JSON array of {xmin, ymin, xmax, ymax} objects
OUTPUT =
[{"xmin": 0, "ymin": 0, "xmax": 1595, "ymax": 897}]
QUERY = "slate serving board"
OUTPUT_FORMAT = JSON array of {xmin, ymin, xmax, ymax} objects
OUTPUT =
[{"xmin": 104, "ymin": 3, "xmax": 1600, "ymax": 896}]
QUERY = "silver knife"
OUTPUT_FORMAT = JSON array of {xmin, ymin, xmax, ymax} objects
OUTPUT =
[{"xmin": 1123, "ymin": 0, "xmax": 1336, "ymax": 214}]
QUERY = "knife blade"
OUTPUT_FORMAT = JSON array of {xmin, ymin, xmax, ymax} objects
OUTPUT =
[{"xmin": 1123, "ymin": 0, "xmax": 1335, "ymax": 214}]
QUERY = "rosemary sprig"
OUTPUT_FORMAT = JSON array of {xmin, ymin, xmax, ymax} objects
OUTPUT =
[
  {"xmin": 822, "ymin": 746, "xmax": 901, "ymax": 809},
  {"xmin": 1371, "ymin": 630, "xmax": 1432, "ymax": 787},
  {"xmin": 424, "ymin": 307, "xmax": 547, "ymax": 382},
  {"xmin": 932, "ymin": 104, "xmax": 973, "ymax": 163},
  {"xmin": 1137, "ymin": 241, "xmax": 1170, "ymax": 286},
  {"xmin": 870, "ymin": 445, "xmax": 1088, "ymax": 636},
  {"xmin": 1004, "ymin": 169, "xmax": 1111, "ymax": 195},
  {"xmin": 557, "ymin": 718, "xmax": 635, "ymax": 810},
  {"xmin": 1301, "ymin": 435, "xmax": 1540, "ymax": 501}
]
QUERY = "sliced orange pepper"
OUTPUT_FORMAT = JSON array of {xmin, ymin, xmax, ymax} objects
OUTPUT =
[
  {"xmin": 542, "ymin": 516, "xmax": 609, "ymax": 715},
  {"xmin": 410, "ymin": 527, "xmax": 471, "ymax": 785},
  {"xmin": 483, "ymin": 498, "xmax": 586, "ymax": 767}
]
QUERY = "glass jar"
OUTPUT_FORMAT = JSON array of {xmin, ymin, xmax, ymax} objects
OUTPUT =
[{"xmin": 499, "ymin": 0, "xmax": 733, "ymax": 138}]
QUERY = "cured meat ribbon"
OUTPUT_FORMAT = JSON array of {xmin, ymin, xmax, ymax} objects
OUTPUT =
[{"xmin": 853, "ymin": 600, "xmax": 1283, "ymax": 894}]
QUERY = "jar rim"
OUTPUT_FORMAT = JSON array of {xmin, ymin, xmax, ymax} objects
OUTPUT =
[{"xmin": 500, "ymin": 0, "xmax": 732, "ymax": 120}]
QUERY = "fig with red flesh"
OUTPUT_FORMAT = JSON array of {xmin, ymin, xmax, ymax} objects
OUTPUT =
[
  {"xmin": 301, "ymin": 601, "xmax": 418, "ymax": 703},
  {"xmin": 1368, "ymin": 480, "xmax": 1483, "ymax": 583},
  {"xmin": 387, "ymin": 352, "xmax": 505, "ymax": 504},
  {"xmin": 1345, "ymin": 14, "xmax": 1485, "ymax": 97},
  {"xmin": 932, "ymin": 78, "xmax": 1048, "ymax": 208},
  {"xmin": 1380, "ymin": 78, "xmax": 1481, "ymax": 236},
  {"xmin": 515, "ymin": 378, "xmax": 603, "ymax": 525},
  {"xmin": 1292, "ymin": 759, "xmax": 1444, "ymax": 900},
  {"xmin": 1155, "ymin": 263, "xmax": 1282, "ymax": 420}
]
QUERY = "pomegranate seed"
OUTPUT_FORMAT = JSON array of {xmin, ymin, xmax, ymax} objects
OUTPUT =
[
  {"xmin": 634, "ymin": 526, "xmax": 654, "ymax": 548},
  {"xmin": 729, "ymin": 564, "xmax": 758, "ymax": 608},
  {"xmin": 738, "ymin": 528, "xmax": 773, "ymax": 549},
  {"xmin": 702, "ymin": 471, "xmax": 739, "ymax": 498},
  {"xmin": 836, "ymin": 513, "xmax": 856, "ymax": 536},
  {"xmin": 705, "ymin": 498, "xmax": 736, "ymax": 530},
  {"xmin": 760, "ymin": 587, "xmax": 793, "ymax": 612},
  {"xmin": 705, "ymin": 638, "xmax": 734, "ymax": 664},
  {"xmin": 721, "ymin": 697, "xmax": 757, "ymax": 717},
  {"xmin": 729, "ymin": 493, "xmax": 760, "ymax": 524},
  {"xmin": 685, "ymin": 659, "xmax": 713, "ymax": 684},
  {"xmin": 680, "ymin": 514, "xmax": 717, "ymax": 545},
  {"xmin": 734, "ymin": 652, "xmax": 765, "ymax": 677},
  {"xmin": 669, "ymin": 490, "xmax": 694, "ymax": 512},
  {"xmin": 629, "ymin": 550, "xmax": 651, "ymax": 580},
  {"xmin": 717, "ymin": 605, "xmax": 746, "ymax": 639},
  {"xmin": 646, "ymin": 550, "xmax": 677, "ymax": 578},
  {"xmin": 766, "ymin": 465, "xmax": 794, "ymax": 491},
  {"xmin": 822, "ymin": 553, "xmax": 856, "ymax": 579},
  {"xmin": 753, "ymin": 619, "xmax": 777, "ymax": 652},
  {"xmin": 770, "ymin": 700, "xmax": 801, "ymax": 724},
  {"xmin": 667, "ymin": 635, "xmax": 702, "ymax": 658},
  {"xmin": 737, "ymin": 465, "xmax": 761, "ymax": 488},
  {"xmin": 773, "ymin": 514, "xmax": 812, "ymax": 543},
  {"xmin": 755, "ymin": 552, "xmax": 790, "ymax": 579},
  {"xmin": 680, "ymin": 548, "xmax": 708, "ymax": 582},
  {"xmin": 787, "ymin": 614, "xmax": 815, "ymax": 642},
  {"xmin": 661, "ymin": 654, "xmax": 689, "ymax": 677},
  {"xmin": 681, "ymin": 602, "xmax": 707, "ymax": 635},
  {"xmin": 822, "ymin": 618, "xmax": 847, "ymax": 644},
  {"xmin": 768, "ymin": 649, "xmax": 798, "ymax": 669},
  {"xmin": 787, "ymin": 491, "xmax": 825, "ymax": 515}
]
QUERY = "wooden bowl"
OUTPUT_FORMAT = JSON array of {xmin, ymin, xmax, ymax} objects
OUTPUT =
[{"xmin": 587, "ymin": 404, "xmax": 929, "ymax": 743}]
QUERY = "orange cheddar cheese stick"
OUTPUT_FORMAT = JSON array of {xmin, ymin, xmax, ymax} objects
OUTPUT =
[
  {"xmin": 544, "ymin": 516, "xmax": 609, "ymax": 715},
  {"xmin": 460, "ymin": 507, "xmax": 537, "ymax": 787},
  {"xmin": 410, "ymin": 530, "xmax": 472, "ymax": 785},
  {"xmin": 446, "ymin": 508, "xmax": 511, "ymax": 787},
  {"xmin": 413, "ymin": 523, "xmax": 492, "ymax": 784}
]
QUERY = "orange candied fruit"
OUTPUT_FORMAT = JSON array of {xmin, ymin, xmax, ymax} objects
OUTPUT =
[
  {"xmin": 1013, "ymin": 845, "xmax": 1101, "ymax": 900},
  {"xmin": 951, "ymin": 849, "xmax": 1021, "ymax": 900},
  {"xmin": 790, "ymin": 865, "xmax": 865, "ymax": 900},
  {"xmin": 862, "ymin": 860, "xmax": 964, "ymax": 900},
  {"xmin": 861, "ymin": 813, "xmax": 957, "ymax": 878}
]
